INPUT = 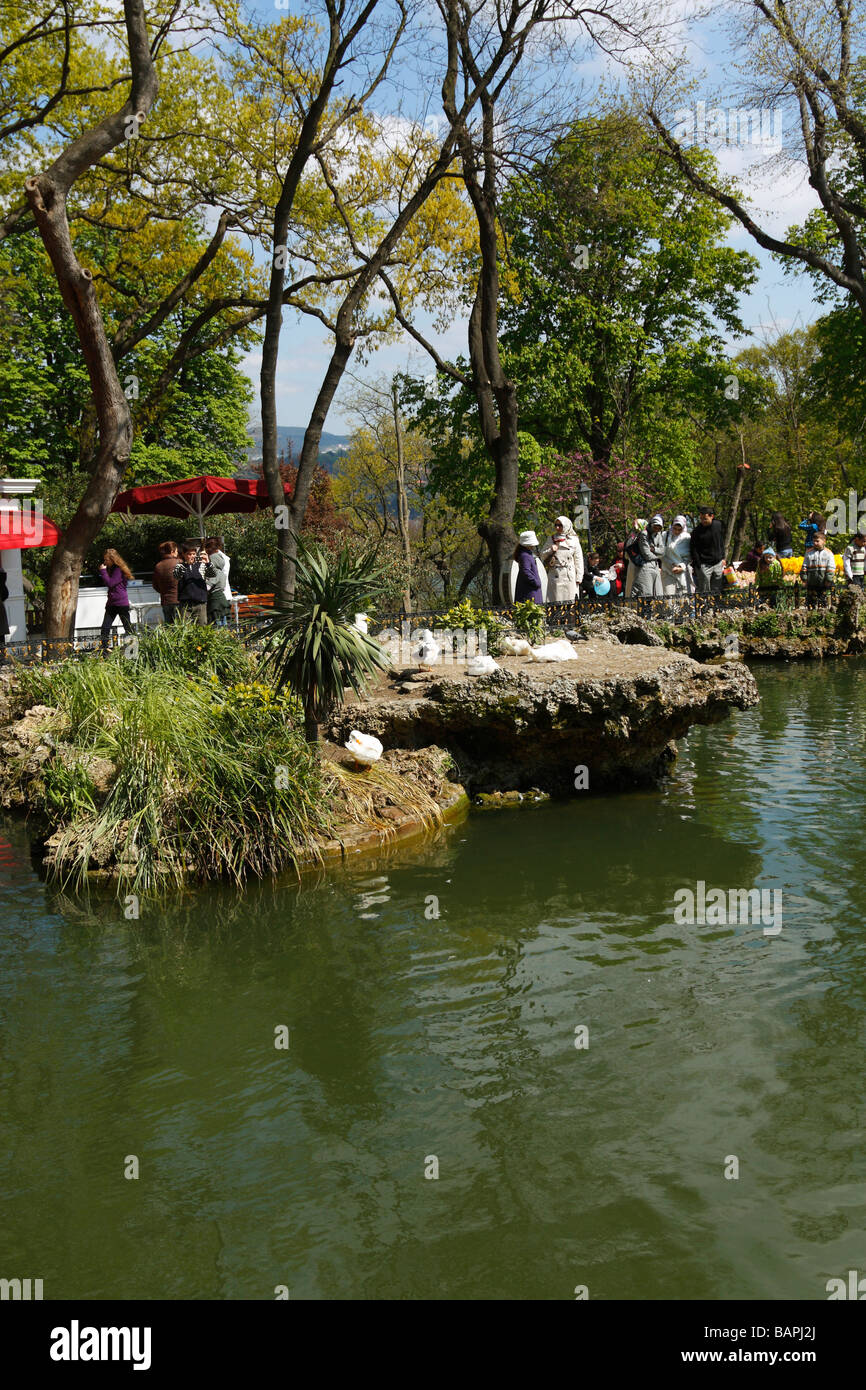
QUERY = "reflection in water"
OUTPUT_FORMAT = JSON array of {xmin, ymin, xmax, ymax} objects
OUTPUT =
[{"xmin": 1, "ymin": 661, "xmax": 865, "ymax": 1299}]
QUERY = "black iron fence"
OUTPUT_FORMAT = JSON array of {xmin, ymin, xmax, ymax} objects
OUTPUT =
[
  {"xmin": 0, "ymin": 582, "xmax": 846, "ymax": 667},
  {"xmin": 367, "ymin": 582, "xmax": 842, "ymax": 635}
]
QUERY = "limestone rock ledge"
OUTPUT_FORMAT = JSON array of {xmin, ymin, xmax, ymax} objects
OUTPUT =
[{"xmin": 330, "ymin": 648, "xmax": 759, "ymax": 796}]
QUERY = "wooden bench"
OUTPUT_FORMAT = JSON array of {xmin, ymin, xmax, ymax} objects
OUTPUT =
[{"xmin": 233, "ymin": 592, "xmax": 275, "ymax": 618}]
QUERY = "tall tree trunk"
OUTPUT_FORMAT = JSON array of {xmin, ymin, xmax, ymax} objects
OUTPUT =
[
  {"xmin": 258, "ymin": 0, "xmax": 401, "ymax": 606},
  {"xmin": 26, "ymin": 0, "xmax": 158, "ymax": 641},
  {"xmin": 723, "ymin": 431, "xmax": 748, "ymax": 560},
  {"xmin": 278, "ymin": 330, "xmax": 354, "ymax": 605},
  {"xmin": 458, "ymin": 92, "xmax": 519, "ymax": 606},
  {"xmin": 260, "ymin": 79, "xmax": 338, "ymax": 607},
  {"xmin": 391, "ymin": 381, "xmax": 412, "ymax": 614}
]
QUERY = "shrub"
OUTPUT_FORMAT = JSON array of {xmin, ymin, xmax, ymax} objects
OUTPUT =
[
  {"xmin": 214, "ymin": 679, "xmax": 301, "ymax": 727},
  {"xmin": 438, "ymin": 598, "xmax": 506, "ymax": 654},
  {"xmin": 253, "ymin": 538, "xmax": 389, "ymax": 740},
  {"xmin": 511, "ymin": 599, "xmax": 546, "ymax": 644},
  {"xmin": 745, "ymin": 612, "xmax": 781, "ymax": 638}
]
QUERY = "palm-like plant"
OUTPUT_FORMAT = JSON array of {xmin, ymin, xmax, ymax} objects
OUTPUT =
[{"xmin": 253, "ymin": 538, "xmax": 390, "ymax": 741}]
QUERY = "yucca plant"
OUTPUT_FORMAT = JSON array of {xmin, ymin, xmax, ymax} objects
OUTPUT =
[{"xmin": 252, "ymin": 538, "xmax": 390, "ymax": 741}]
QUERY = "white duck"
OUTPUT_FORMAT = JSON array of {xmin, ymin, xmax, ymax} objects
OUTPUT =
[
  {"xmin": 416, "ymin": 628, "xmax": 441, "ymax": 668},
  {"xmin": 344, "ymin": 730, "xmax": 383, "ymax": 765},
  {"xmin": 466, "ymin": 652, "xmax": 499, "ymax": 675}
]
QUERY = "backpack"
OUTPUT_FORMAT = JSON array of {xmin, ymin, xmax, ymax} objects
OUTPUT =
[{"xmin": 624, "ymin": 528, "xmax": 644, "ymax": 567}]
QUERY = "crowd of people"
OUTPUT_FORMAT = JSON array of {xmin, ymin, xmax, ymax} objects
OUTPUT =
[
  {"xmin": 22, "ymin": 503, "xmax": 866, "ymax": 657},
  {"xmin": 513, "ymin": 508, "xmax": 866, "ymax": 611},
  {"xmin": 97, "ymin": 536, "xmax": 233, "ymax": 651}
]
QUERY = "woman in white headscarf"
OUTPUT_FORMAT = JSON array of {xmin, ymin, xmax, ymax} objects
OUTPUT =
[
  {"xmin": 540, "ymin": 515, "xmax": 584, "ymax": 602},
  {"xmin": 661, "ymin": 515, "xmax": 693, "ymax": 595}
]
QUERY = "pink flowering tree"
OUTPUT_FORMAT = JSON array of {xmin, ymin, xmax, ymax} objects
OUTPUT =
[{"xmin": 518, "ymin": 449, "xmax": 676, "ymax": 551}]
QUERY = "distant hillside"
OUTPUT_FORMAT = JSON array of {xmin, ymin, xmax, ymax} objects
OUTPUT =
[{"xmin": 246, "ymin": 423, "xmax": 351, "ymax": 473}]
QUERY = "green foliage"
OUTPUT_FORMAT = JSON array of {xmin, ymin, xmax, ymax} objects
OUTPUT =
[
  {"xmin": 400, "ymin": 113, "xmax": 760, "ymax": 535},
  {"xmin": 254, "ymin": 538, "xmax": 390, "ymax": 738},
  {"xmin": 135, "ymin": 617, "xmax": 256, "ymax": 685},
  {"xmin": 808, "ymin": 308, "xmax": 866, "ymax": 464},
  {"xmin": 438, "ymin": 598, "xmax": 506, "ymax": 654},
  {"xmin": 744, "ymin": 612, "xmax": 782, "ymax": 637},
  {"xmin": 498, "ymin": 110, "xmax": 759, "ymax": 462},
  {"xmin": 0, "ymin": 232, "xmax": 90, "ymax": 478},
  {"xmin": 510, "ymin": 599, "xmax": 546, "ymax": 644},
  {"xmin": 0, "ymin": 229, "xmax": 255, "ymax": 492},
  {"xmin": 215, "ymin": 679, "xmax": 299, "ymax": 724},
  {"xmin": 39, "ymin": 757, "xmax": 99, "ymax": 821}
]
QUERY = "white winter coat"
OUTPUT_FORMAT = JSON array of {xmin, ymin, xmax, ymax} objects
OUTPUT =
[
  {"xmin": 661, "ymin": 518, "xmax": 693, "ymax": 595},
  {"xmin": 540, "ymin": 516, "xmax": 584, "ymax": 602}
]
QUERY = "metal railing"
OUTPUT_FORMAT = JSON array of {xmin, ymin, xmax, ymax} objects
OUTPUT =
[
  {"xmin": 366, "ymin": 583, "xmax": 844, "ymax": 634},
  {"xmin": 1, "ymin": 583, "xmax": 847, "ymax": 666}
]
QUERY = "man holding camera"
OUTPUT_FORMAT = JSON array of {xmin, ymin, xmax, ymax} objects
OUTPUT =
[{"xmin": 172, "ymin": 542, "xmax": 214, "ymax": 625}]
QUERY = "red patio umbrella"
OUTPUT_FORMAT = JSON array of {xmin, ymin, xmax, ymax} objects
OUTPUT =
[
  {"xmin": 0, "ymin": 511, "xmax": 62, "ymax": 550},
  {"xmin": 110, "ymin": 474, "xmax": 289, "ymax": 538}
]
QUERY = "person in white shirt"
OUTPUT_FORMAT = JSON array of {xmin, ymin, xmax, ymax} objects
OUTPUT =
[
  {"xmin": 661, "ymin": 515, "xmax": 693, "ymax": 595},
  {"xmin": 801, "ymin": 532, "xmax": 836, "ymax": 608},
  {"xmin": 206, "ymin": 535, "xmax": 233, "ymax": 602}
]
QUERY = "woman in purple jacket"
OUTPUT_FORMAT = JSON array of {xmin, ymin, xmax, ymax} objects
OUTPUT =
[
  {"xmin": 98, "ymin": 548, "xmax": 135, "ymax": 652},
  {"xmin": 514, "ymin": 530, "xmax": 543, "ymax": 602}
]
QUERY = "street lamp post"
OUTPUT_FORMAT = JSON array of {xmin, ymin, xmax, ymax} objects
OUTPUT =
[{"xmin": 575, "ymin": 482, "xmax": 592, "ymax": 554}]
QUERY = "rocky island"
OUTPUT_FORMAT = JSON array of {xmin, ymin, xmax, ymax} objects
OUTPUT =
[
  {"xmin": 0, "ymin": 638, "xmax": 758, "ymax": 884},
  {"xmin": 332, "ymin": 641, "xmax": 758, "ymax": 801}
]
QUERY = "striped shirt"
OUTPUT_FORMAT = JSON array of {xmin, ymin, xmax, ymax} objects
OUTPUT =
[{"xmin": 801, "ymin": 548, "xmax": 835, "ymax": 586}]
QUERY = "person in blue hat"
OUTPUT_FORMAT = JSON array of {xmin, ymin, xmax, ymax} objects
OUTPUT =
[{"xmin": 756, "ymin": 545, "xmax": 783, "ymax": 607}]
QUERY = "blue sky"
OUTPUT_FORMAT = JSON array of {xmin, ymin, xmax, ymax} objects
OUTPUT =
[{"xmin": 239, "ymin": 0, "xmax": 826, "ymax": 431}]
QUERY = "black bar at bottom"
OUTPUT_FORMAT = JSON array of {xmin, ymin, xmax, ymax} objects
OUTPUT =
[{"xmin": 3, "ymin": 1297, "xmax": 860, "ymax": 1374}]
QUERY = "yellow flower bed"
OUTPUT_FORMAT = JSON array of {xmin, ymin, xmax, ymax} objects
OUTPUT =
[{"xmin": 779, "ymin": 555, "xmax": 844, "ymax": 573}]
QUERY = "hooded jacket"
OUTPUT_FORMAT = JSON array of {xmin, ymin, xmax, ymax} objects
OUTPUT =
[
  {"xmin": 662, "ymin": 516, "xmax": 691, "ymax": 570},
  {"xmin": 99, "ymin": 564, "xmax": 130, "ymax": 607},
  {"xmin": 637, "ymin": 515, "xmax": 666, "ymax": 568}
]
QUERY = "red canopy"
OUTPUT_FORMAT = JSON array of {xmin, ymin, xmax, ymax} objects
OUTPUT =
[
  {"xmin": 111, "ymin": 475, "xmax": 289, "ymax": 537},
  {"xmin": 0, "ymin": 511, "xmax": 62, "ymax": 551}
]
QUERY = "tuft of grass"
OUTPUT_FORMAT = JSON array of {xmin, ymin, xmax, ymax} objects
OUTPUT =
[
  {"xmin": 325, "ymin": 759, "xmax": 444, "ymax": 836},
  {"xmin": 744, "ymin": 612, "xmax": 782, "ymax": 638},
  {"xmin": 18, "ymin": 660, "xmax": 330, "ymax": 892}
]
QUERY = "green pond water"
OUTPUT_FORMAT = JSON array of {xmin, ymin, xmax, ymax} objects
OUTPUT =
[{"xmin": 1, "ymin": 661, "xmax": 865, "ymax": 1301}]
